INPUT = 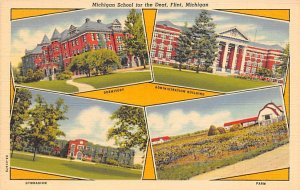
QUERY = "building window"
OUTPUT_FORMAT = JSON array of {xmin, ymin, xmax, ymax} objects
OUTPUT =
[
  {"xmin": 65, "ymin": 53, "xmax": 68, "ymax": 58},
  {"xmin": 117, "ymin": 36, "xmax": 122, "ymax": 43},
  {"xmin": 55, "ymin": 47, "xmax": 59, "ymax": 51},
  {"xmin": 159, "ymin": 43, "xmax": 164, "ymax": 50},
  {"xmin": 166, "ymin": 53, "xmax": 171, "ymax": 59},
  {"xmin": 76, "ymin": 39, "xmax": 78, "ymax": 45},
  {"xmin": 118, "ymin": 45, "xmax": 123, "ymax": 51},
  {"xmin": 109, "ymin": 44, "xmax": 112, "ymax": 50},
  {"xmin": 162, "ymin": 34, "xmax": 166, "ymax": 39},
  {"xmin": 64, "ymin": 43, "xmax": 67, "ymax": 49},
  {"xmin": 96, "ymin": 33, "xmax": 100, "ymax": 41},
  {"xmin": 91, "ymin": 33, "xmax": 95, "ymax": 41},
  {"xmin": 83, "ymin": 35, "xmax": 86, "ymax": 42},
  {"xmin": 154, "ymin": 32, "xmax": 158, "ymax": 37},
  {"xmin": 167, "ymin": 45, "xmax": 172, "ymax": 51},
  {"xmin": 152, "ymin": 42, "xmax": 156, "ymax": 48},
  {"xmin": 106, "ymin": 34, "xmax": 111, "ymax": 41},
  {"xmin": 150, "ymin": 51, "xmax": 155, "ymax": 57},
  {"xmin": 72, "ymin": 41, "xmax": 75, "ymax": 46},
  {"xmin": 158, "ymin": 52, "xmax": 163, "ymax": 58}
]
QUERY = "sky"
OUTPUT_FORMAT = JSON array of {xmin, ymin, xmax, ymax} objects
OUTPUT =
[
  {"xmin": 23, "ymin": 88, "xmax": 145, "ymax": 164},
  {"xmin": 157, "ymin": 9, "xmax": 289, "ymax": 47},
  {"xmin": 11, "ymin": 9, "xmax": 136, "ymax": 67},
  {"xmin": 146, "ymin": 86, "xmax": 286, "ymax": 138}
]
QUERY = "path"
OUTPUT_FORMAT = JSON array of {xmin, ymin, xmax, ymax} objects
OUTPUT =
[
  {"xmin": 190, "ymin": 144, "xmax": 289, "ymax": 180},
  {"xmin": 66, "ymin": 79, "xmax": 95, "ymax": 92}
]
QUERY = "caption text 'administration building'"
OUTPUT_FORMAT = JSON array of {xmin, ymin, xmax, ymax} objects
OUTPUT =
[
  {"xmin": 22, "ymin": 18, "xmax": 126, "ymax": 76},
  {"xmin": 151, "ymin": 21, "xmax": 284, "ymax": 75}
]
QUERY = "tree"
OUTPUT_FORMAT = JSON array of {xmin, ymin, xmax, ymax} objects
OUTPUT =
[
  {"xmin": 174, "ymin": 22, "xmax": 192, "ymax": 71},
  {"xmin": 86, "ymin": 49, "xmax": 121, "ymax": 75},
  {"xmin": 33, "ymin": 69, "xmax": 45, "ymax": 81},
  {"xmin": 191, "ymin": 11, "xmax": 218, "ymax": 73},
  {"xmin": 98, "ymin": 33, "xmax": 106, "ymax": 49},
  {"xmin": 124, "ymin": 9, "xmax": 148, "ymax": 69},
  {"xmin": 107, "ymin": 106, "xmax": 147, "ymax": 152},
  {"xmin": 276, "ymin": 43, "xmax": 289, "ymax": 78},
  {"xmin": 26, "ymin": 95, "xmax": 68, "ymax": 161},
  {"xmin": 69, "ymin": 49, "xmax": 120, "ymax": 76},
  {"xmin": 10, "ymin": 88, "xmax": 32, "ymax": 157},
  {"xmin": 208, "ymin": 125, "xmax": 219, "ymax": 136}
]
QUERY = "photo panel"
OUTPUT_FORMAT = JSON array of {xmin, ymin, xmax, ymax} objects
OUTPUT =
[
  {"xmin": 10, "ymin": 87, "xmax": 148, "ymax": 180},
  {"xmin": 146, "ymin": 86, "xmax": 289, "ymax": 180},
  {"xmin": 11, "ymin": 9, "xmax": 152, "ymax": 94},
  {"xmin": 151, "ymin": 9, "xmax": 289, "ymax": 93}
]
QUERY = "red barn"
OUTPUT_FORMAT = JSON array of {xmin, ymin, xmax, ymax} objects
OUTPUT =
[{"xmin": 151, "ymin": 136, "xmax": 171, "ymax": 145}]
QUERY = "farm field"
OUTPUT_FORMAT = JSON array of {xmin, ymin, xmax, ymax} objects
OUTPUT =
[
  {"xmin": 74, "ymin": 71, "xmax": 152, "ymax": 89},
  {"xmin": 153, "ymin": 121, "xmax": 289, "ymax": 180},
  {"xmin": 153, "ymin": 66, "xmax": 273, "ymax": 92},
  {"xmin": 11, "ymin": 152, "xmax": 142, "ymax": 180}
]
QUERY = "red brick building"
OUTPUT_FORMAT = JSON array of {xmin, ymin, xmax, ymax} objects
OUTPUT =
[
  {"xmin": 151, "ymin": 21, "xmax": 283, "ymax": 75},
  {"xmin": 22, "ymin": 18, "xmax": 126, "ymax": 77}
]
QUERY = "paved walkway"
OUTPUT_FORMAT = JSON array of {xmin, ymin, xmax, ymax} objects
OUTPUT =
[
  {"xmin": 190, "ymin": 144, "xmax": 289, "ymax": 180},
  {"xmin": 66, "ymin": 79, "xmax": 95, "ymax": 92}
]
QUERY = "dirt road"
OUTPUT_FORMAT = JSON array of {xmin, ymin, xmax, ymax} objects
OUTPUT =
[{"xmin": 190, "ymin": 144, "xmax": 289, "ymax": 180}]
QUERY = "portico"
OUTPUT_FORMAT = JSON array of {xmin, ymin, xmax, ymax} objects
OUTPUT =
[{"xmin": 212, "ymin": 28, "xmax": 249, "ymax": 74}]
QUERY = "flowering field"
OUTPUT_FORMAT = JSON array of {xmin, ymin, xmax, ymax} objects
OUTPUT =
[{"xmin": 153, "ymin": 121, "xmax": 289, "ymax": 180}]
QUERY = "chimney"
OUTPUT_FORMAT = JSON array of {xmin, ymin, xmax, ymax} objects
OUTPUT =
[
  {"xmin": 85, "ymin": 18, "xmax": 90, "ymax": 23},
  {"xmin": 97, "ymin": 19, "xmax": 101, "ymax": 23}
]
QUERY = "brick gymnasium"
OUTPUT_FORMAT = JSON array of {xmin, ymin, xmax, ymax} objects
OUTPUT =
[
  {"xmin": 151, "ymin": 21, "xmax": 284, "ymax": 75},
  {"xmin": 22, "ymin": 18, "xmax": 128, "ymax": 77}
]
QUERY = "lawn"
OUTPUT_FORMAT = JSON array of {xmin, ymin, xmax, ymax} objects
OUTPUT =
[
  {"xmin": 11, "ymin": 153, "xmax": 142, "ymax": 180},
  {"xmin": 74, "ymin": 72, "xmax": 152, "ymax": 89},
  {"xmin": 20, "ymin": 80, "xmax": 78, "ymax": 93},
  {"xmin": 153, "ymin": 66, "xmax": 273, "ymax": 92}
]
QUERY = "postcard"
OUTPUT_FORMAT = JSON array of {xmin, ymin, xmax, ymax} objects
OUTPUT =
[{"xmin": 0, "ymin": 0, "xmax": 299, "ymax": 190}]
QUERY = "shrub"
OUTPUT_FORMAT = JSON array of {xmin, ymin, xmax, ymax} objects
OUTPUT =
[
  {"xmin": 133, "ymin": 164, "xmax": 143, "ymax": 169},
  {"xmin": 106, "ymin": 158, "xmax": 119, "ymax": 166},
  {"xmin": 172, "ymin": 63, "xmax": 179, "ymax": 69},
  {"xmin": 56, "ymin": 70, "xmax": 73, "ymax": 80}
]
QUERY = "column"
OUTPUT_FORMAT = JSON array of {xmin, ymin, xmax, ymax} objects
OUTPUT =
[
  {"xmin": 230, "ymin": 44, "xmax": 239, "ymax": 74},
  {"xmin": 239, "ymin": 47, "xmax": 247, "ymax": 74},
  {"xmin": 221, "ymin": 42, "xmax": 229, "ymax": 72}
]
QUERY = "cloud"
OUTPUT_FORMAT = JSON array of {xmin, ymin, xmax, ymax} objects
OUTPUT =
[
  {"xmin": 211, "ymin": 15, "xmax": 230, "ymax": 22},
  {"xmin": 147, "ymin": 109, "xmax": 232, "ymax": 137},
  {"xmin": 157, "ymin": 12, "xmax": 186, "ymax": 21},
  {"xmin": 66, "ymin": 106, "xmax": 115, "ymax": 147}
]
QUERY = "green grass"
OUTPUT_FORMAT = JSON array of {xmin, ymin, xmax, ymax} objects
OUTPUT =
[
  {"xmin": 20, "ymin": 80, "xmax": 78, "ymax": 93},
  {"xmin": 153, "ymin": 66, "xmax": 273, "ymax": 92},
  {"xmin": 74, "ymin": 72, "xmax": 152, "ymax": 89},
  {"xmin": 11, "ymin": 152, "xmax": 142, "ymax": 180}
]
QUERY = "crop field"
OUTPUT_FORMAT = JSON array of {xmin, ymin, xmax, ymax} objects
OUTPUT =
[{"xmin": 153, "ymin": 121, "xmax": 289, "ymax": 180}]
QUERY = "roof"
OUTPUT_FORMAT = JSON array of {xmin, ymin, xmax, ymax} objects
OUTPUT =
[
  {"xmin": 156, "ymin": 20, "xmax": 184, "ymax": 30},
  {"xmin": 40, "ymin": 35, "xmax": 50, "ymax": 44},
  {"xmin": 60, "ymin": 19, "xmax": 122, "ymax": 42},
  {"xmin": 151, "ymin": 136, "xmax": 171, "ymax": 142},
  {"xmin": 219, "ymin": 27, "xmax": 249, "ymax": 41},
  {"xmin": 51, "ymin": 28, "xmax": 61, "ymax": 41},
  {"xmin": 257, "ymin": 102, "xmax": 283, "ymax": 117},
  {"xmin": 248, "ymin": 41, "xmax": 283, "ymax": 51},
  {"xmin": 25, "ymin": 44, "xmax": 43, "ymax": 55},
  {"xmin": 224, "ymin": 117, "xmax": 258, "ymax": 127}
]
